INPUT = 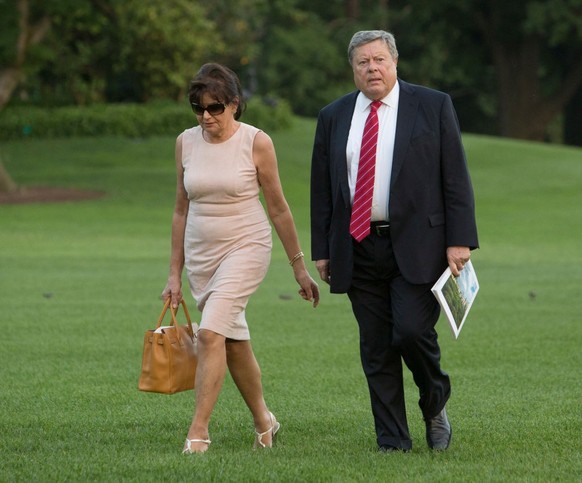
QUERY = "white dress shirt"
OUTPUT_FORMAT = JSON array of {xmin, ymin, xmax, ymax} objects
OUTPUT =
[{"xmin": 347, "ymin": 83, "xmax": 400, "ymax": 222}]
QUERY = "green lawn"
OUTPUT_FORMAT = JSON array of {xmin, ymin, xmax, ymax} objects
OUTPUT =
[{"xmin": 1, "ymin": 119, "xmax": 581, "ymax": 481}]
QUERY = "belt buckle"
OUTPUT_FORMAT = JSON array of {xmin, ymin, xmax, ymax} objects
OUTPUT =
[{"xmin": 374, "ymin": 223, "xmax": 390, "ymax": 236}]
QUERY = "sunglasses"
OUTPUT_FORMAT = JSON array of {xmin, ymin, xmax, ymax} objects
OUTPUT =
[{"xmin": 191, "ymin": 102, "xmax": 227, "ymax": 116}]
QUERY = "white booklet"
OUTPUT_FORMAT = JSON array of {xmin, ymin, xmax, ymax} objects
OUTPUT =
[{"xmin": 431, "ymin": 260, "xmax": 479, "ymax": 339}]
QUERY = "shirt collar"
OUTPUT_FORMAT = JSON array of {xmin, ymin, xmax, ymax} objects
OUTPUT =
[{"xmin": 356, "ymin": 80, "xmax": 400, "ymax": 112}]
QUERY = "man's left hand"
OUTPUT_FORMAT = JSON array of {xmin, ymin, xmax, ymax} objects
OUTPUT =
[{"xmin": 447, "ymin": 246, "xmax": 471, "ymax": 277}]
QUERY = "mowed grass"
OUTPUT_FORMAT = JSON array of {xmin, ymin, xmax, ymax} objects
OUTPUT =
[{"xmin": 1, "ymin": 119, "xmax": 581, "ymax": 481}]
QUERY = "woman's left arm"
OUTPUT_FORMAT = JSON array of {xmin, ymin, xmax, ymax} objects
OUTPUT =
[{"xmin": 254, "ymin": 131, "xmax": 319, "ymax": 307}]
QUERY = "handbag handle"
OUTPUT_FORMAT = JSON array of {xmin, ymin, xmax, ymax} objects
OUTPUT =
[{"xmin": 157, "ymin": 298, "xmax": 195, "ymax": 338}]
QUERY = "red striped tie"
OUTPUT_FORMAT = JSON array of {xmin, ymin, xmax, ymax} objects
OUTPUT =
[{"xmin": 350, "ymin": 101, "xmax": 382, "ymax": 242}]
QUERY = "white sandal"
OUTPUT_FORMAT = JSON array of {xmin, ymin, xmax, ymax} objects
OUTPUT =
[
  {"xmin": 253, "ymin": 412, "xmax": 281, "ymax": 449},
  {"xmin": 182, "ymin": 438, "xmax": 211, "ymax": 454}
]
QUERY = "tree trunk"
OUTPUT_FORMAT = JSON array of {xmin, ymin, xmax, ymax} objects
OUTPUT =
[
  {"xmin": 493, "ymin": 38, "xmax": 582, "ymax": 141},
  {"xmin": 492, "ymin": 37, "xmax": 550, "ymax": 141},
  {"xmin": 0, "ymin": 161, "xmax": 18, "ymax": 193},
  {"xmin": 346, "ymin": 0, "xmax": 359, "ymax": 19},
  {"xmin": 564, "ymin": 87, "xmax": 582, "ymax": 146},
  {"xmin": 0, "ymin": 0, "xmax": 51, "ymax": 111},
  {"xmin": 0, "ymin": 69, "xmax": 24, "ymax": 110},
  {"xmin": 476, "ymin": 7, "xmax": 582, "ymax": 142}
]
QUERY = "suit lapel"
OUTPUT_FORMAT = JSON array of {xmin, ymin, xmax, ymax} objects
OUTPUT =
[{"xmin": 391, "ymin": 80, "xmax": 419, "ymax": 188}]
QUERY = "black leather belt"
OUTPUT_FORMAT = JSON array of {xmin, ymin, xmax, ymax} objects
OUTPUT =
[{"xmin": 371, "ymin": 221, "xmax": 390, "ymax": 237}]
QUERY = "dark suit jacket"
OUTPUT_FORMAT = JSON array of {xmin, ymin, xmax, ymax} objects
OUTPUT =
[{"xmin": 310, "ymin": 79, "xmax": 479, "ymax": 293}]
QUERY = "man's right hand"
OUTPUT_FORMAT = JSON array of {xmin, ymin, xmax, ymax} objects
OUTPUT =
[{"xmin": 315, "ymin": 259, "xmax": 331, "ymax": 285}]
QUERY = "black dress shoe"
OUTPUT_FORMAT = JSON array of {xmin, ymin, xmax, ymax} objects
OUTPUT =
[{"xmin": 425, "ymin": 406, "xmax": 452, "ymax": 450}]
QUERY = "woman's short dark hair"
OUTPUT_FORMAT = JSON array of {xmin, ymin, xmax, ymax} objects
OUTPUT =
[{"xmin": 188, "ymin": 63, "xmax": 246, "ymax": 120}]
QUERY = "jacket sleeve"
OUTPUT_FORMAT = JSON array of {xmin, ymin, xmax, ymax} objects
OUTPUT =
[
  {"xmin": 310, "ymin": 111, "xmax": 332, "ymax": 260},
  {"xmin": 440, "ymin": 94, "xmax": 479, "ymax": 250}
]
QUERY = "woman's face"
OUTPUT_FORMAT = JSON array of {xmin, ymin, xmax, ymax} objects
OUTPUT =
[{"xmin": 195, "ymin": 93, "xmax": 237, "ymax": 137}]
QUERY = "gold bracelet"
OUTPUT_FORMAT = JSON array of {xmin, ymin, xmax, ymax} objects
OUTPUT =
[{"xmin": 289, "ymin": 251, "xmax": 304, "ymax": 266}]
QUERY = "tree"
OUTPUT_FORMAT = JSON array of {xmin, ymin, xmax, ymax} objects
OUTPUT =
[
  {"xmin": 2, "ymin": 0, "xmax": 582, "ymax": 143},
  {"xmin": 191, "ymin": 0, "xmax": 270, "ymax": 96},
  {"xmin": 564, "ymin": 87, "xmax": 582, "ymax": 145},
  {"xmin": 0, "ymin": 0, "xmax": 52, "ymax": 192},
  {"xmin": 0, "ymin": 0, "xmax": 224, "ymax": 107},
  {"xmin": 475, "ymin": 0, "xmax": 582, "ymax": 141},
  {"xmin": 113, "ymin": 0, "xmax": 222, "ymax": 102},
  {"xmin": 0, "ymin": 158, "xmax": 18, "ymax": 193},
  {"xmin": 0, "ymin": 0, "xmax": 51, "ymax": 111},
  {"xmin": 390, "ymin": 0, "xmax": 582, "ymax": 141},
  {"xmin": 255, "ymin": 0, "xmax": 395, "ymax": 116},
  {"xmin": 257, "ymin": 7, "xmax": 350, "ymax": 115}
]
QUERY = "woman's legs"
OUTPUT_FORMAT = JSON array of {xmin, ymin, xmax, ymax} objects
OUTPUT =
[
  {"xmin": 226, "ymin": 339, "xmax": 276, "ymax": 446},
  {"xmin": 184, "ymin": 329, "xmax": 228, "ymax": 453}
]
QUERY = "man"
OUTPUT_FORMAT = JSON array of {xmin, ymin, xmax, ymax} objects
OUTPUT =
[{"xmin": 310, "ymin": 30, "xmax": 478, "ymax": 452}]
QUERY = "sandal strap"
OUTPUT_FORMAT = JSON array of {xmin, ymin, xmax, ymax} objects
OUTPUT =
[
  {"xmin": 183, "ymin": 438, "xmax": 211, "ymax": 454},
  {"xmin": 254, "ymin": 412, "xmax": 280, "ymax": 448},
  {"xmin": 254, "ymin": 427, "xmax": 273, "ymax": 448}
]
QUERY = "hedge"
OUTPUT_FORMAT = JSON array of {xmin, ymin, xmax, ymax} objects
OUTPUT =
[{"xmin": 0, "ymin": 97, "xmax": 293, "ymax": 141}]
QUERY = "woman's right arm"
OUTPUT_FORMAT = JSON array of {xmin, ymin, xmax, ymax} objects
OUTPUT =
[{"xmin": 162, "ymin": 133, "xmax": 190, "ymax": 308}]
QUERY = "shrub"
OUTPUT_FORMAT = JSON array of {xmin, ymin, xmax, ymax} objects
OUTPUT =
[{"xmin": 0, "ymin": 97, "xmax": 292, "ymax": 140}]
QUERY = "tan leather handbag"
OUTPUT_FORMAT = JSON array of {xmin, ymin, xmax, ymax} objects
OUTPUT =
[{"xmin": 138, "ymin": 298, "xmax": 198, "ymax": 394}]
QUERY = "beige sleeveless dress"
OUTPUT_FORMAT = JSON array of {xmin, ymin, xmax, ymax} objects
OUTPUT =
[{"xmin": 181, "ymin": 123, "xmax": 272, "ymax": 340}]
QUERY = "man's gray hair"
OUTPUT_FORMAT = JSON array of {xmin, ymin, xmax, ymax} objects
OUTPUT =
[{"xmin": 348, "ymin": 30, "xmax": 399, "ymax": 65}]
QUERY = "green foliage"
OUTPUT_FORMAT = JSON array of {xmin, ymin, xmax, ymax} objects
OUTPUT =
[
  {"xmin": 0, "ymin": 1, "xmax": 19, "ymax": 66},
  {"xmin": 258, "ymin": 15, "xmax": 353, "ymax": 116},
  {"xmin": 0, "ymin": 103, "xmax": 189, "ymax": 140},
  {"xmin": 199, "ymin": 0, "xmax": 268, "ymax": 67},
  {"xmin": 10, "ymin": 0, "xmax": 222, "ymax": 105},
  {"xmin": 0, "ymin": 98, "xmax": 292, "ymax": 140},
  {"xmin": 2, "ymin": 0, "xmax": 582, "ymax": 140},
  {"xmin": 1, "ymin": 122, "xmax": 582, "ymax": 480},
  {"xmin": 525, "ymin": 0, "xmax": 582, "ymax": 44},
  {"xmin": 358, "ymin": 0, "xmax": 582, "ymax": 140},
  {"xmin": 243, "ymin": 95, "xmax": 293, "ymax": 132},
  {"xmin": 29, "ymin": 1, "xmax": 113, "ymax": 105},
  {"xmin": 114, "ymin": 0, "xmax": 222, "ymax": 102}
]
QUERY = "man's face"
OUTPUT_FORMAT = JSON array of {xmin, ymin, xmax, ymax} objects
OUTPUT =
[{"xmin": 352, "ymin": 39, "xmax": 398, "ymax": 100}]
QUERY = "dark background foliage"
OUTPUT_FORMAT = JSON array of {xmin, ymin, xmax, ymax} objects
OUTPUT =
[{"xmin": 1, "ymin": 0, "xmax": 582, "ymax": 144}]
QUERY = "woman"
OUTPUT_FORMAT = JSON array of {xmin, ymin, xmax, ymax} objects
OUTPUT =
[{"xmin": 162, "ymin": 63, "xmax": 319, "ymax": 454}]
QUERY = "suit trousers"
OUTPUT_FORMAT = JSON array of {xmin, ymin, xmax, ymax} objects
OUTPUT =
[{"xmin": 347, "ymin": 230, "xmax": 451, "ymax": 450}]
